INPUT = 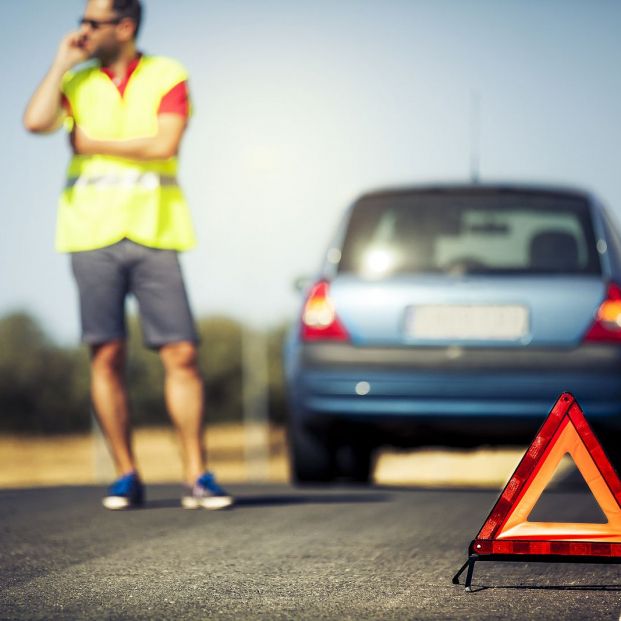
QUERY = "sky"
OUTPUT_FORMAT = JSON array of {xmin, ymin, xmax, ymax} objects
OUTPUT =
[{"xmin": 1, "ymin": 0, "xmax": 620, "ymax": 344}]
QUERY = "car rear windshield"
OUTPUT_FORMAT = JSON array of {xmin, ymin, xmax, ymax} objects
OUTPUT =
[{"xmin": 337, "ymin": 192, "xmax": 601, "ymax": 277}]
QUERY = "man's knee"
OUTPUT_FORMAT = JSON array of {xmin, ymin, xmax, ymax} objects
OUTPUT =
[
  {"xmin": 91, "ymin": 341, "xmax": 126, "ymax": 375},
  {"xmin": 160, "ymin": 341, "xmax": 199, "ymax": 373}
]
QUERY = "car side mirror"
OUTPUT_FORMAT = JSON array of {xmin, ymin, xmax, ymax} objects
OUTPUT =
[{"xmin": 293, "ymin": 276, "xmax": 313, "ymax": 293}]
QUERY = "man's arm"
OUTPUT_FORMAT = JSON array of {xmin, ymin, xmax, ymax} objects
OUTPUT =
[
  {"xmin": 72, "ymin": 114, "xmax": 187, "ymax": 161},
  {"xmin": 23, "ymin": 32, "xmax": 89, "ymax": 134}
]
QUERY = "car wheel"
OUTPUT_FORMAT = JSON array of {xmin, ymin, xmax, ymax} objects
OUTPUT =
[
  {"xmin": 335, "ymin": 442, "xmax": 374, "ymax": 484},
  {"xmin": 289, "ymin": 421, "xmax": 336, "ymax": 483},
  {"xmin": 593, "ymin": 427, "xmax": 621, "ymax": 475},
  {"xmin": 604, "ymin": 441, "xmax": 621, "ymax": 476}
]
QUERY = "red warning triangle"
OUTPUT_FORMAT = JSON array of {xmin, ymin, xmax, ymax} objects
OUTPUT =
[{"xmin": 472, "ymin": 392, "xmax": 621, "ymax": 558}]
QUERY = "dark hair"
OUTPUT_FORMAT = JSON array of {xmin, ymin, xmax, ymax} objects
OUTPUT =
[{"xmin": 112, "ymin": 0, "xmax": 143, "ymax": 38}]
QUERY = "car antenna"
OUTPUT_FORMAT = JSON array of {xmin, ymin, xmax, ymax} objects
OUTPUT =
[{"xmin": 470, "ymin": 90, "xmax": 481, "ymax": 184}]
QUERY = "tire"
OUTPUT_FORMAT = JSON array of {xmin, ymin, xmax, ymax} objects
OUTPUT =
[
  {"xmin": 289, "ymin": 421, "xmax": 336, "ymax": 483},
  {"xmin": 604, "ymin": 443, "xmax": 621, "ymax": 476},
  {"xmin": 335, "ymin": 442, "xmax": 374, "ymax": 484},
  {"xmin": 594, "ymin": 428, "xmax": 621, "ymax": 475}
]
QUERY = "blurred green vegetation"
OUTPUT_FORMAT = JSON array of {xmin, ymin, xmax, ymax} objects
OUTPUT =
[{"xmin": 0, "ymin": 311, "xmax": 290, "ymax": 434}]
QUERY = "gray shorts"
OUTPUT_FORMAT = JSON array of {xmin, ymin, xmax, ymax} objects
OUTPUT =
[{"xmin": 70, "ymin": 239, "xmax": 199, "ymax": 349}]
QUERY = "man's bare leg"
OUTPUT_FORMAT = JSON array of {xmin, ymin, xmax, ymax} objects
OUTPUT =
[
  {"xmin": 160, "ymin": 341, "xmax": 206, "ymax": 485},
  {"xmin": 90, "ymin": 340, "xmax": 137, "ymax": 476}
]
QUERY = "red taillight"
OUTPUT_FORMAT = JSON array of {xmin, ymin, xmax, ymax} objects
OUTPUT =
[
  {"xmin": 300, "ymin": 280, "xmax": 349, "ymax": 342},
  {"xmin": 584, "ymin": 283, "xmax": 621, "ymax": 342}
]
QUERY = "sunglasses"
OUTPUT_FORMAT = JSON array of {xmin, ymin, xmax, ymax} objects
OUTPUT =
[{"xmin": 79, "ymin": 17, "xmax": 122, "ymax": 29}]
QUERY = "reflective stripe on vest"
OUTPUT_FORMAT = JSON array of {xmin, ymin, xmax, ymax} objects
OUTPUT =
[{"xmin": 65, "ymin": 173, "xmax": 179, "ymax": 191}]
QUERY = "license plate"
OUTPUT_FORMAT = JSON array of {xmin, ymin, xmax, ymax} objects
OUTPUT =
[{"xmin": 405, "ymin": 304, "xmax": 529, "ymax": 340}]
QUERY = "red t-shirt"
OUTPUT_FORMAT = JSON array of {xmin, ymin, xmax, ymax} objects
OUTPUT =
[{"xmin": 62, "ymin": 55, "xmax": 190, "ymax": 117}]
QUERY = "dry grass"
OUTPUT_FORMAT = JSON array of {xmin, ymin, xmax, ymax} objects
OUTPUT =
[
  {"xmin": 0, "ymin": 424, "xmax": 289, "ymax": 488},
  {"xmin": 375, "ymin": 447, "xmax": 527, "ymax": 488},
  {"xmin": 0, "ymin": 425, "xmax": 532, "ymax": 489}
]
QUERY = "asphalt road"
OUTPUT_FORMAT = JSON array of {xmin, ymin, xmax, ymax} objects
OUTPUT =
[{"xmin": 1, "ymin": 481, "xmax": 620, "ymax": 620}]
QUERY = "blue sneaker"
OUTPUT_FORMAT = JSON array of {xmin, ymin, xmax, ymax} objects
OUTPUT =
[
  {"xmin": 181, "ymin": 472, "xmax": 233, "ymax": 510},
  {"xmin": 102, "ymin": 472, "xmax": 145, "ymax": 510}
]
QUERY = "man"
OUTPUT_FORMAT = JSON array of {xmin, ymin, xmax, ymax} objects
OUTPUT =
[{"xmin": 24, "ymin": 0, "xmax": 232, "ymax": 511}]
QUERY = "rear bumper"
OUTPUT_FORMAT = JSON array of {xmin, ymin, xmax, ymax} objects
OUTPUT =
[
  {"xmin": 296, "ymin": 342, "xmax": 621, "ymax": 373},
  {"xmin": 286, "ymin": 343, "xmax": 621, "ymax": 444}
]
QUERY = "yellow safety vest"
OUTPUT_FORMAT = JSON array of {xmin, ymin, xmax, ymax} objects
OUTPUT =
[{"xmin": 57, "ymin": 55, "xmax": 196, "ymax": 252}]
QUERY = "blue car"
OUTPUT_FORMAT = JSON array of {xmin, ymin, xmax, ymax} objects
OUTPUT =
[{"xmin": 284, "ymin": 183, "xmax": 621, "ymax": 483}]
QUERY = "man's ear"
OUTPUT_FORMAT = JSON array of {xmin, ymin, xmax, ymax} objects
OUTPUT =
[{"xmin": 118, "ymin": 18, "xmax": 137, "ymax": 42}]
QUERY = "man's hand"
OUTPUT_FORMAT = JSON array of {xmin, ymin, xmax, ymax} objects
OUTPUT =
[
  {"xmin": 53, "ymin": 32, "xmax": 91, "ymax": 74},
  {"xmin": 23, "ymin": 31, "xmax": 90, "ymax": 134}
]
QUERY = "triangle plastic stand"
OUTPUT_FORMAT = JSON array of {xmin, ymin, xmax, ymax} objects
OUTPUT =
[{"xmin": 453, "ymin": 392, "xmax": 621, "ymax": 591}]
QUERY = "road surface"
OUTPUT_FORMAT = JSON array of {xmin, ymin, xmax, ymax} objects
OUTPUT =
[{"xmin": 1, "ymin": 482, "xmax": 620, "ymax": 619}]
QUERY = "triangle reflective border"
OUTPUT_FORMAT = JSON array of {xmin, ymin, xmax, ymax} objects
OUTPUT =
[{"xmin": 453, "ymin": 392, "xmax": 621, "ymax": 591}]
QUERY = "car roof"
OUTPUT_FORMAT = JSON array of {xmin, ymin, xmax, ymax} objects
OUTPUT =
[{"xmin": 355, "ymin": 182, "xmax": 596, "ymax": 205}]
